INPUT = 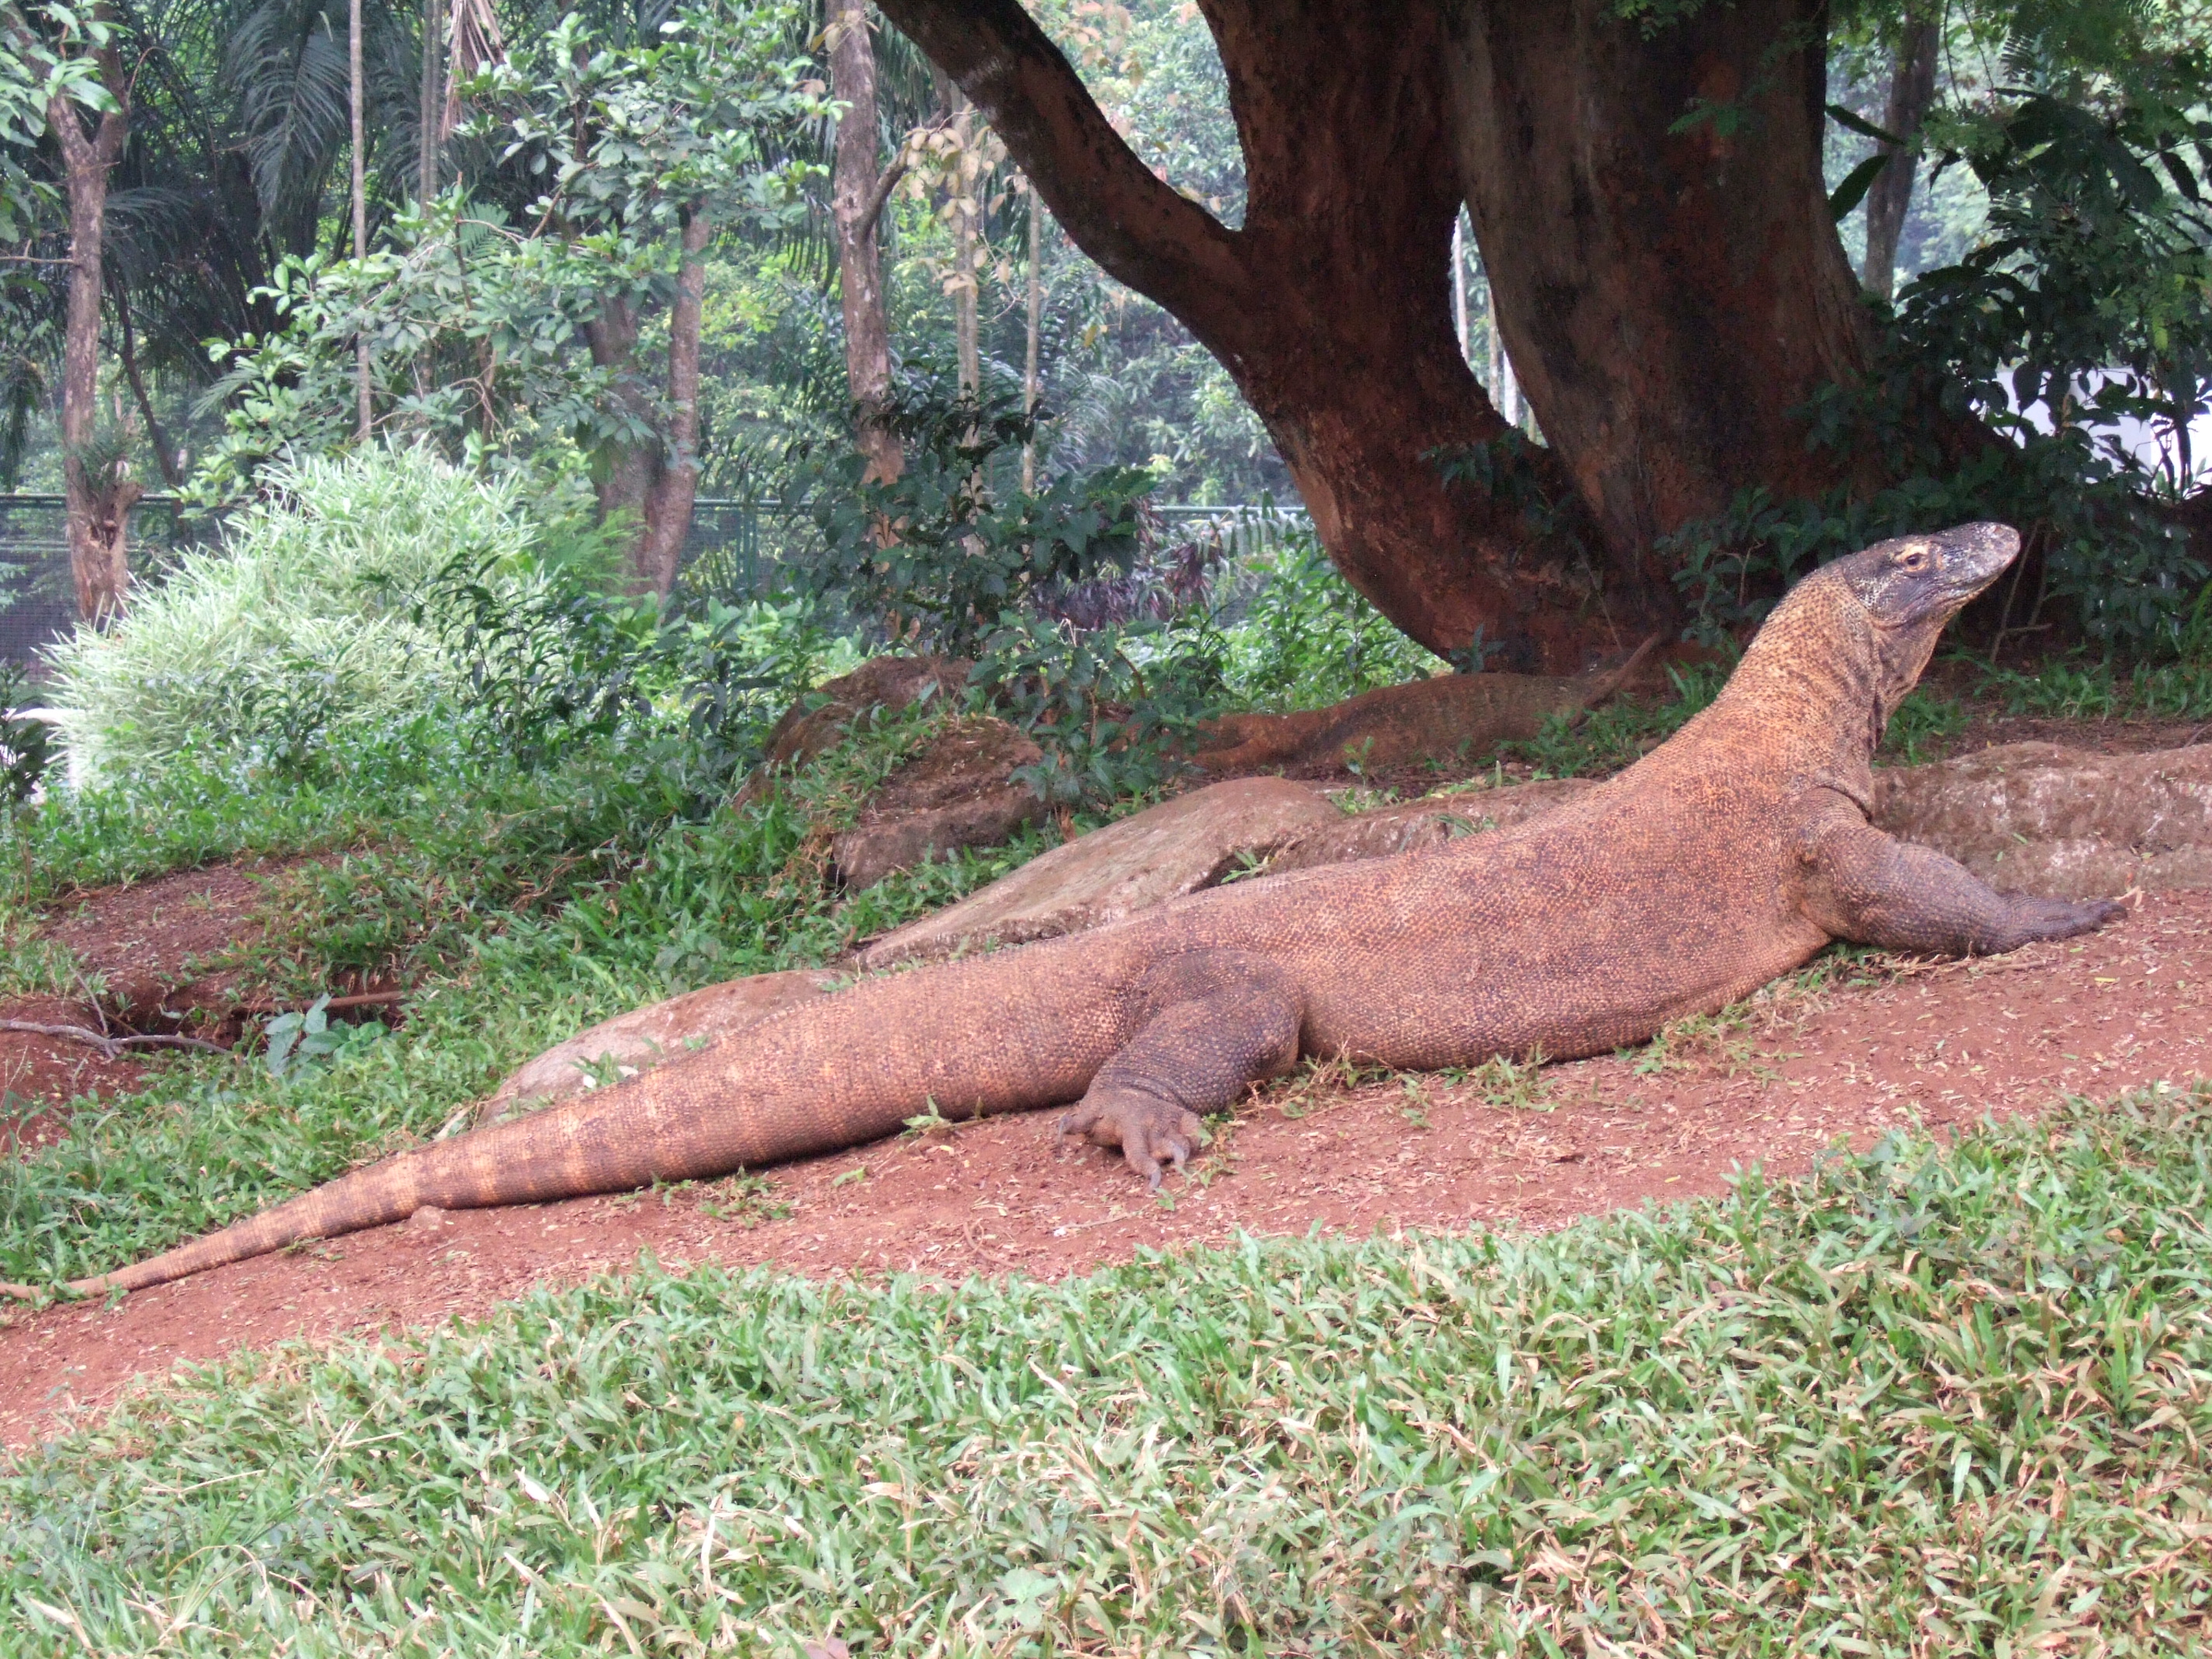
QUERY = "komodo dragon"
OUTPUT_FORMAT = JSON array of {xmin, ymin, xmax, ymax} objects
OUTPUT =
[{"xmin": 4, "ymin": 522, "xmax": 2126, "ymax": 1299}]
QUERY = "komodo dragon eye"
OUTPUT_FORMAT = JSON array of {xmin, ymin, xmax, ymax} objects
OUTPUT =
[{"xmin": 1894, "ymin": 544, "xmax": 1930, "ymax": 571}]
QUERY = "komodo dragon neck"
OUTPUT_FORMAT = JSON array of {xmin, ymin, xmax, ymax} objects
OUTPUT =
[
  {"xmin": 12, "ymin": 522, "xmax": 2128, "ymax": 1302},
  {"xmin": 1652, "ymin": 582, "xmax": 1891, "ymax": 807}
]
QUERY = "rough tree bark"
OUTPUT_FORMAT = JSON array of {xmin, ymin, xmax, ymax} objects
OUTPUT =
[
  {"xmin": 418, "ymin": 0, "xmax": 443, "ymax": 200},
  {"xmin": 1446, "ymin": 0, "xmax": 1883, "ymax": 584},
  {"xmin": 47, "ymin": 21, "xmax": 134, "ymax": 622},
  {"xmin": 878, "ymin": 0, "xmax": 1609, "ymax": 670},
  {"xmin": 1860, "ymin": 10, "xmax": 1940, "ymax": 301},
  {"xmin": 878, "ymin": 0, "xmax": 1926, "ymax": 669},
  {"xmin": 827, "ymin": 0, "xmax": 902, "ymax": 482}
]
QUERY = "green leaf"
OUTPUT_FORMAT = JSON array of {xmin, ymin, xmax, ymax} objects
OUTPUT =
[{"xmin": 1827, "ymin": 153, "xmax": 1889, "ymax": 222}]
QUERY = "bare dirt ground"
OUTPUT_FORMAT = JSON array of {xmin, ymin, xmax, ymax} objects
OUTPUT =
[
  {"xmin": 0, "ymin": 863, "xmax": 299, "ymax": 1146},
  {"xmin": 3, "ymin": 885, "xmax": 2206, "ymax": 1453}
]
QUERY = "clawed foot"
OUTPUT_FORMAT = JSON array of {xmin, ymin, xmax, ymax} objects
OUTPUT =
[
  {"xmin": 2009, "ymin": 894, "xmax": 2130, "ymax": 947},
  {"xmin": 1058, "ymin": 1090, "xmax": 1205, "ymax": 1188}
]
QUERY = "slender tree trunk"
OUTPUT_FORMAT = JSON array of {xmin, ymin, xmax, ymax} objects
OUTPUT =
[
  {"xmin": 827, "ymin": 0, "xmax": 901, "ymax": 482},
  {"xmin": 584, "ymin": 296, "xmax": 652, "ymax": 532},
  {"xmin": 110, "ymin": 275, "xmax": 183, "ymax": 489},
  {"xmin": 950, "ymin": 90, "xmax": 980, "ymax": 396},
  {"xmin": 418, "ymin": 0, "xmax": 443, "ymax": 200},
  {"xmin": 1023, "ymin": 180, "xmax": 1042, "ymax": 491},
  {"xmin": 633, "ymin": 209, "xmax": 712, "ymax": 599},
  {"xmin": 1451, "ymin": 214, "xmax": 1468, "ymax": 360},
  {"xmin": 1860, "ymin": 11, "xmax": 1939, "ymax": 301},
  {"xmin": 47, "ymin": 25, "xmax": 133, "ymax": 622},
  {"xmin": 350, "ymin": 0, "xmax": 370, "ymax": 440},
  {"xmin": 1484, "ymin": 272, "xmax": 1515, "ymax": 428}
]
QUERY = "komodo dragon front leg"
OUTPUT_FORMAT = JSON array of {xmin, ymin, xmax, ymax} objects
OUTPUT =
[
  {"xmin": 1059, "ymin": 951, "xmax": 1305, "ymax": 1185},
  {"xmin": 1800, "ymin": 798, "xmax": 2127, "ymax": 955}
]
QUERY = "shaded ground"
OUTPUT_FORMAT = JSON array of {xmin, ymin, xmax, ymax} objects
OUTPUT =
[{"xmin": 4, "ymin": 886, "xmax": 2205, "ymax": 1453}]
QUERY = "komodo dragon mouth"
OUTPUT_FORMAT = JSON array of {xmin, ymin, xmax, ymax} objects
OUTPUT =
[{"xmin": 4, "ymin": 521, "xmax": 2130, "ymax": 1300}]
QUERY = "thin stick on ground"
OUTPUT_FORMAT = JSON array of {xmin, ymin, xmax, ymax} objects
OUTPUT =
[{"xmin": 0, "ymin": 1022, "xmax": 228, "ymax": 1058}]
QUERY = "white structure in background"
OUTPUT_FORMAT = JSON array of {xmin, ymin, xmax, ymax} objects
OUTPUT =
[
  {"xmin": 2003, "ymin": 369, "xmax": 2211, "ymax": 492},
  {"xmin": 1453, "ymin": 214, "xmax": 1524, "ymax": 432}
]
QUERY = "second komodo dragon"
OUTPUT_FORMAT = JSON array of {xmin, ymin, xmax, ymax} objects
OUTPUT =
[{"xmin": 6, "ymin": 522, "xmax": 2127, "ymax": 1298}]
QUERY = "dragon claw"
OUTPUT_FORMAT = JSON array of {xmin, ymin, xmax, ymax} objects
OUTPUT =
[{"xmin": 1058, "ymin": 1092, "xmax": 1204, "ymax": 1187}]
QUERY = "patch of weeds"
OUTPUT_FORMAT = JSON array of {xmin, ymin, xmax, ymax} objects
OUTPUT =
[
  {"xmin": 902, "ymin": 1097, "xmax": 957, "ymax": 1137},
  {"xmin": 1986, "ymin": 655, "xmax": 2212, "ymax": 722},
  {"xmin": 1630, "ymin": 1004, "xmax": 1768, "ymax": 1079},
  {"xmin": 1268, "ymin": 1051, "xmax": 1396, "ymax": 1119},
  {"xmin": 261, "ymin": 996, "xmax": 391, "ymax": 1079},
  {"xmin": 697, "ymin": 1172, "xmax": 791, "ymax": 1226},
  {"xmin": 1457, "ymin": 1049, "xmax": 1553, "ymax": 1111},
  {"xmin": 1216, "ymin": 849, "xmax": 1275, "ymax": 885},
  {"xmin": 0, "ymin": 922, "xmax": 93, "ymax": 1000},
  {"xmin": 1398, "ymin": 1074, "xmax": 1432, "ymax": 1129}
]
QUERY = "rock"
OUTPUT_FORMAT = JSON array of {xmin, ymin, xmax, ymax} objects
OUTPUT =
[
  {"xmin": 1192, "ymin": 635, "xmax": 1657, "ymax": 776},
  {"xmin": 1874, "ymin": 742, "xmax": 2212, "ymax": 899},
  {"xmin": 831, "ymin": 717, "xmax": 1048, "ymax": 889},
  {"xmin": 858, "ymin": 776, "xmax": 1341, "ymax": 968},
  {"xmin": 735, "ymin": 656, "xmax": 971, "ymax": 806},
  {"xmin": 482, "ymin": 967, "xmax": 846, "ymax": 1122},
  {"xmin": 1266, "ymin": 778, "xmax": 1601, "ymax": 872}
]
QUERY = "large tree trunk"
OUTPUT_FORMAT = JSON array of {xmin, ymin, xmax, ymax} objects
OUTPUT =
[
  {"xmin": 48, "ymin": 34, "xmax": 133, "ymax": 623},
  {"xmin": 878, "ymin": 0, "xmax": 1945, "ymax": 670},
  {"xmin": 1445, "ymin": 0, "xmax": 1881, "ymax": 583},
  {"xmin": 632, "ymin": 209, "xmax": 711, "ymax": 600},
  {"xmin": 1860, "ymin": 11, "xmax": 1940, "ymax": 302},
  {"xmin": 827, "ymin": 0, "xmax": 901, "ymax": 483},
  {"xmin": 879, "ymin": 0, "xmax": 1625, "ymax": 671}
]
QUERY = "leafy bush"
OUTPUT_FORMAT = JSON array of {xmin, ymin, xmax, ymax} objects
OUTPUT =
[
  {"xmin": 417, "ymin": 555, "xmax": 858, "ymax": 799},
  {"xmin": 44, "ymin": 447, "xmax": 551, "ymax": 786},
  {"xmin": 1217, "ymin": 528, "xmax": 1445, "ymax": 710},
  {"xmin": 788, "ymin": 388, "xmax": 1153, "ymax": 659}
]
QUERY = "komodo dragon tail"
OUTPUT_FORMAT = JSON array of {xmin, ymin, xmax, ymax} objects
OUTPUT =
[{"xmin": 2, "ymin": 946, "xmax": 1121, "ymax": 1299}]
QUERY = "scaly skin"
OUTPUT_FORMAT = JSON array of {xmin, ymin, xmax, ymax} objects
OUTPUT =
[{"xmin": 5, "ymin": 522, "xmax": 2125, "ymax": 1299}]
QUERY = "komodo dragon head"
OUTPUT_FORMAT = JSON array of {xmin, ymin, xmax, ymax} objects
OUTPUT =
[{"xmin": 1736, "ymin": 521, "xmax": 2017, "ymax": 762}]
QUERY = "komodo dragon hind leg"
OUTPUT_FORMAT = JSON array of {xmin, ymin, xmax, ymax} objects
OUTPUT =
[
  {"xmin": 1802, "ymin": 812, "xmax": 2127, "ymax": 955},
  {"xmin": 1059, "ymin": 951, "xmax": 1304, "ymax": 1188}
]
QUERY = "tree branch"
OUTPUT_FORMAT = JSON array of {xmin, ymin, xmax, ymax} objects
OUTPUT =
[
  {"xmin": 874, "ymin": 0, "xmax": 1254, "ymax": 334},
  {"xmin": 0, "ymin": 1021, "xmax": 228, "ymax": 1057}
]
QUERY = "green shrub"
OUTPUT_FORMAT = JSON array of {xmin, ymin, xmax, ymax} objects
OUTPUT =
[
  {"xmin": 1219, "ymin": 530, "xmax": 1445, "ymax": 711},
  {"xmin": 43, "ymin": 446, "xmax": 549, "ymax": 787}
]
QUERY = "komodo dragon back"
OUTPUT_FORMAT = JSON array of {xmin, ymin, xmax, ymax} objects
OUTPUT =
[{"xmin": 9, "ymin": 521, "xmax": 2127, "ymax": 1299}]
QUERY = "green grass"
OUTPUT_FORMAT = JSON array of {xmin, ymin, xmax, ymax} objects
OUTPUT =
[{"xmin": 5, "ymin": 1087, "xmax": 2212, "ymax": 1654}]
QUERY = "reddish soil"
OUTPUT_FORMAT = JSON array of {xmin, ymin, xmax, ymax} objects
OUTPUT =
[
  {"xmin": 3, "ymin": 887, "xmax": 2207, "ymax": 1453},
  {"xmin": 0, "ymin": 996, "xmax": 148, "ymax": 1154},
  {"xmin": 0, "ymin": 858, "xmax": 352, "ymax": 1137},
  {"xmin": 37, "ymin": 860, "xmax": 290, "ymax": 1035}
]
